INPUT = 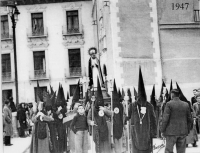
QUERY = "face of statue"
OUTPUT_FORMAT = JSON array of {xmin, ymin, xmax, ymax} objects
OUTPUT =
[{"xmin": 90, "ymin": 49, "xmax": 96, "ymax": 59}]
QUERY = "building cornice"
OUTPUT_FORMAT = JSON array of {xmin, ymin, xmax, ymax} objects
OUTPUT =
[{"xmin": 0, "ymin": 0, "xmax": 91, "ymax": 6}]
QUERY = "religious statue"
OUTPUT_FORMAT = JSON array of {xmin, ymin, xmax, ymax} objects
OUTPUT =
[{"xmin": 88, "ymin": 47, "xmax": 104, "ymax": 88}]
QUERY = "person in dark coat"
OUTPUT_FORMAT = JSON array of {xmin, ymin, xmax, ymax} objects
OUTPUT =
[
  {"xmin": 17, "ymin": 103, "xmax": 27, "ymax": 137},
  {"xmin": 191, "ymin": 89, "xmax": 198, "ymax": 106},
  {"xmin": 160, "ymin": 89, "xmax": 193, "ymax": 153},
  {"xmin": 3, "ymin": 100, "xmax": 13, "ymax": 146}
]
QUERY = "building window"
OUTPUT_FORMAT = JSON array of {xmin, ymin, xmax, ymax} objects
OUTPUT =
[
  {"xmin": 66, "ymin": 10, "xmax": 79, "ymax": 34},
  {"xmin": 31, "ymin": 13, "xmax": 44, "ymax": 36},
  {"xmin": 33, "ymin": 51, "xmax": 46, "ymax": 78},
  {"xmin": 68, "ymin": 49, "xmax": 81, "ymax": 77},
  {"xmin": 34, "ymin": 86, "xmax": 47, "ymax": 102},
  {"xmin": 69, "ymin": 84, "xmax": 83, "ymax": 98},
  {"xmin": 1, "ymin": 15, "xmax": 9, "ymax": 39},
  {"xmin": 2, "ymin": 54, "xmax": 11, "ymax": 81}
]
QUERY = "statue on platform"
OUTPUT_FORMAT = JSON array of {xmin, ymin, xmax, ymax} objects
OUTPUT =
[{"xmin": 88, "ymin": 47, "xmax": 104, "ymax": 88}]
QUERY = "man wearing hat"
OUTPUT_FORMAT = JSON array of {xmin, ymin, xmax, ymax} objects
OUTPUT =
[{"xmin": 161, "ymin": 89, "xmax": 193, "ymax": 153}]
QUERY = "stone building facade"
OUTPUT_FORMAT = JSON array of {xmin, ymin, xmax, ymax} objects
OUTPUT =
[{"xmin": 93, "ymin": 0, "xmax": 200, "ymax": 100}]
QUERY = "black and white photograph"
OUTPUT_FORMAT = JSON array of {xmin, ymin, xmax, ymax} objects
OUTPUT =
[{"xmin": 0, "ymin": 0, "xmax": 200, "ymax": 153}]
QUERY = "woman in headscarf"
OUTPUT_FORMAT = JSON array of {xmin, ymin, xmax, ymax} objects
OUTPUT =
[{"xmin": 30, "ymin": 102, "xmax": 54, "ymax": 153}]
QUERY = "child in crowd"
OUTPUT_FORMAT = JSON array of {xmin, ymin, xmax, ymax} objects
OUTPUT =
[{"xmin": 70, "ymin": 104, "xmax": 90, "ymax": 153}]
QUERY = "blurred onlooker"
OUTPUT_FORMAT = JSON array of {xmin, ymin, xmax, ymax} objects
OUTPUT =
[
  {"xmin": 9, "ymin": 97, "xmax": 17, "ymax": 112},
  {"xmin": 191, "ymin": 89, "xmax": 198, "ymax": 106},
  {"xmin": 194, "ymin": 96, "xmax": 200, "ymax": 134},
  {"xmin": 17, "ymin": 103, "xmax": 27, "ymax": 138},
  {"xmin": 3, "ymin": 100, "xmax": 13, "ymax": 146},
  {"xmin": 186, "ymin": 108, "xmax": 198, "ymax": 147},
  {"xmin": 28, "ymin": 103, "xmax": 34, "ymax": 134}
]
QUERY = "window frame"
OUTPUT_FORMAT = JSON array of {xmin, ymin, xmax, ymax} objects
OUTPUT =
[
  {"xmin": 63, "ymin": 5, "xmax": 82, "ymax": 35},
  {"xmin": 31, "ymin": 12, "xmax": 44, "ymax": 36},
  {"xmin": 27, "ymin": 7, "xmax": 47, "ymax": 38},
  {"xmin": 1, "ymin": 15, "xmax": 9, "ymax": 39},
  {"xmin": 68, "ymin": 48, "xmax": 82, "ymax": 77}
]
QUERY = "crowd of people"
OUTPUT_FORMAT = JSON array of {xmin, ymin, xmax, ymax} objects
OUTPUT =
[
  {"xmin": 2, "ymin": 69, "xmax": 200, "ymax": 153},
  {"xmin": 2, "ymin": 97, "xmax": 35, "ymax": 146}
]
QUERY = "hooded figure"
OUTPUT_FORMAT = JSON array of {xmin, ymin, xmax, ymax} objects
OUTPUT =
[
  {"xmin": 87, "ymin": 77, "xmax": 111, "ymax": 153},
  {"xmin": 112, "ymin": 79, "xmax": 124, "ymax": 153},
  {"xmin": 127, "ymin": 67, "xmax": 157, "ymax": 153}
]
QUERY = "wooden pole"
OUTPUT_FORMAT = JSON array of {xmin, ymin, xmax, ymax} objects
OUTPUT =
[
  {"xmin": 91, "ymin": 88, "xmax": 95, "ymax": 153},
  {"xmin": 110, "ymin": 87, "xmax": 114, "ymax": 153},
  {"xmin": 124, "ymin": 93, "xmax": 130, "ymax": 153}
]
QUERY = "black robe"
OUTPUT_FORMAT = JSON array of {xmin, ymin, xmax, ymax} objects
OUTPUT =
[{"xmin": 128, "ymin": 102, "xmax": 157, "ymax": 153}]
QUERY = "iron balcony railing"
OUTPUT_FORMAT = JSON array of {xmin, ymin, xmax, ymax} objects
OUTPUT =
[
  {"xmin": 1, "ymin": 32, "xmax": 13, "ymax": 40},
  {"xmin": 65, "ymin": 67, "xmax": 82, "ymax": 78},
  {"xmin": 194, "ymin": 10, "xmax": 200, "ymax": 22},
  {"xmin": 2, "ymin": 72, "xmax": 14, "ymax": 82},
  {"xmin": 62, "ymin": 26, "xmax": 81, "ymax": 35},
  {"xmin": 69, "ymin": 67, "xmax": 82, "ymax": 77},
  {"xmin": 27, "ymin": 26, "xmax": 48, "ymax": 37},
  {"xmin": 29, "ymin": 69, "xmax": 49, "ymax": 80}
]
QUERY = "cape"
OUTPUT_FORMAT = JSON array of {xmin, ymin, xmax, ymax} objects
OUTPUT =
[
  {"xmin": 129, "ymin": 102, "xmax": 157, "ymax": 151},
  {"xmin": 88, "ymin": 57, "xmax": 104, "ymax": 87}
]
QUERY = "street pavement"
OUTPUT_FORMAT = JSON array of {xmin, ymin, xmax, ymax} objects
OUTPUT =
[
  {"xmin": 3, "ymin": 134, "xmax": 200, "ymax": 153},
  {"xmin": 3, "ymin": 136, "xmax": 31, "ymax": 153}
]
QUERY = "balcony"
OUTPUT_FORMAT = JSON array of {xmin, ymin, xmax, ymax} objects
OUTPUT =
[
  {"xmin": 27, "ymin": 27, "xmax": 48, "ymax": 38},
  {"xmin": 29, "ymin": 69, "xmax": 50, "ymax": 81},
  {"xmin": 2, "ymin": 72, "xmax": 14, "ymax": 83},
  {"xmin": 194, "ymin": 10, "xmax": 200, "ymax": 22},
  {"xmin": 62, "ymin": 26, "xmax": 82, "ymax": 36},
  {"xmin": 65, "ymin": 67, "xmax": 82, "ymax": 78},
  {"xmin": 1, "ymin": 32, "xmax": 13, "ymax": 41}
]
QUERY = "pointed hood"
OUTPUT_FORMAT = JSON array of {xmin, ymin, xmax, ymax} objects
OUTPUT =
[
  {"xmin": 134, "ymin": 87, "xmax": 138, "ymax": 100},
  {"xmin": 60, "ymin": 85, "xmax": 66, "ymax": 106},
  {"xmin": 95, "ymin": 77, "xmax": 104, "ymax": 109},
  {"xmin": 127, "ymin": 88, "xmax": 132, "ymax": 102},
  {"xmin": 137, "ymin": 67, "xmax": 147, "ymax": 104},
  {"xmin": 56, "ymin": 83, "xmax": 63, "ymax": 107},
  {"xmin": 50, "ymin": 85, "xmax": 54, "ymax": 96},
  {"xmin": 170, "ymin": 80, "xmax": 173, "ymax": 91},
  {"xmin": 150, "ymin": 85, "xmax": 156, "ymax": 110},
  {"xmin": 112, "ymin": 79, "xmax": 120, "ymax": 107},
  {"xmin": 66, "ymin": 91, "xmax": 70, "ymax": 102},
  {"xmin": 160, "ymin": 80, "xmax": 166, "ymax": 97},
  {"xmin": 71, "ymin": 80, "xmax": 80, "ymax": 109},
  {"xmin": 118, "ymin": 88, "xmax": 122, "ymax": 102},
  {"xmin": 176, "ymin": 82, "xmax": 188, "ymax": 102},
  {"xmin": 166, "ymin": 80, "xmax": 173, "ymax": 102},
  {"xmin": 103, "ymin": 64, "xmax": 107, "ymax": 76},
  {"xmin": 121, "ymin": 88, "xmax": 125, "ymax": 100}
]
